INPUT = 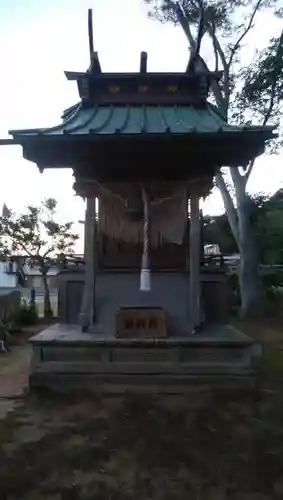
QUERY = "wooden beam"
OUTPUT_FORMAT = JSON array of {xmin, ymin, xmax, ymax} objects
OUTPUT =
[
  {"xmin": 88, "ymin": 9, "xmax": 94, "ymax": 63},
  {"xmin": 0, "ymin": 138, "xmax": 18, "ymax": 145},
  {"xmin": 140, "ymin": 51, "xmax": 148, "ymax": 74},
  {"xmin": 189, "ymin": 190, "xmax": 201, "ymax": 333},
  {"xmin": 87, "ymin": 9, "xmax": 102, "ymax": 74},
  {"xmin": 200, "ymin": 209, "xmax": 205, "ymax": 264},
  {"xmin": 79, "ymin": 197, "xmax": 96, "ymax": 331},
  {"xmin": 90, "ymin": 51, "xmax": 102, "ymax": 74}
]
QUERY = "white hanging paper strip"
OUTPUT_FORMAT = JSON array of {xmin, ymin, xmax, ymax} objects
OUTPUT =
[
  {"xmin": 140, "ymin": 188, "xmax": 151, "ymax": 291},
  {"xmin": 140, "ymin": 268, "xmax": 151, "ymax": 291}
]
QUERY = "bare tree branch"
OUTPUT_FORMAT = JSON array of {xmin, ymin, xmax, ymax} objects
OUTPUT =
[
  {"xmin": 230, "ymin": 165, "xmax": 247, "ymax": 200},
  {"xmin": 7, "ymin": 236, "xmax": 34, "ymax": 258},
  {"xmin": 206, "ymin": 25, "xmax": 230, "ymax": 112},
  {"xmin": 180, "ymin": 0, "xmax": 229, "ymax": 109},
  {"xmin": 206, "ymin": 24, "xmax": 228, "ymax": 72},
  {"xmin": 174, "ymin": 2, "xmax": 225, "ymax": 110},
  {"xmin": 215, "ymin": 172, "xmax": 239, "ymax": 244},
  {"xmin": 175, "ymin": 1, "xmax": 196, "ymax": 47},
  {"xmin": 243, "ymin": 158, "xmax": 256, "ymax": 183},
  {"xmin": 43, "ymin": 246, "xmax": 56, "ymax": 259},
  {"xmin": 211, "ymin": 21, "xmax": 219, "ymax": 71},
  {"xmin": 227, "ymin": 0, "xmax": 265, "ymax": 69}
]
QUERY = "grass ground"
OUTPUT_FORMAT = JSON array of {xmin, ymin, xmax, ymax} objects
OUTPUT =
[{"xmin": 1, "ymin": 318, "xmax": 283, "ymax": 499}]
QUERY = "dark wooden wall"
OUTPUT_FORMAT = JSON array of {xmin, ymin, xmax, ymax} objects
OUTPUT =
[{"xmin": 98, "ymin": 234, "xmax": 188, "ymax": 270}]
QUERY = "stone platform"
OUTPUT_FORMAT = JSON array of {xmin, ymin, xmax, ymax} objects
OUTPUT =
[{"xmin": 29, "ymin": 324, "xmax": 259, "ymax": 393}]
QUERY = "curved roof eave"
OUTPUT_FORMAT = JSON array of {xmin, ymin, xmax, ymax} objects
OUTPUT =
[{"xmin": 7, "ymin": 102, "xmax": 278, "ymax": 140}]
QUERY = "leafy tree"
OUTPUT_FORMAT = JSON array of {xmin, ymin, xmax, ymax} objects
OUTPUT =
[
  {"xmin": 254, "ymin": 191, "xmax": 283, "ymax": 264},
  {"xmin": 0, "ymin": 199, "xmax": 79, "ymax": 317},
  {"xmin": 204, "ymin": 190, "xmax": 283, "ymax": 264},
  {"xmin": 145, "ymin": 0, "xmax": 283, "ymax": 316}
]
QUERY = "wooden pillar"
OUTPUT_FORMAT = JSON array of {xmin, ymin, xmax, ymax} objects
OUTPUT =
[
  {"xmin": 82, "ymin": 207, "xmax": 87, "ymax": 260},
  {"xmin": 79, "ymin": 197, "xmax": 96, "ymax": 332},
  {"xmin": 189, "ymin": 191, "xmax": 201, "ymax": 333},
  {"xmin": 200, "ymin": 209, "xmax": 205, "ymax": 265}
]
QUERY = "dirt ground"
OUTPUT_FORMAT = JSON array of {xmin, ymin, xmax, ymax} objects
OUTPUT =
[
  {"xmin": 0, "ymin": 323, "xmax": 53, "ymax": 419},
  {"xmin": 1, "ymin": 388, "xmax": 283, "ymax": 499},
  {"xmin": 0, "ymin": 345, "xmax": 31, "ymax": 418},
  {"xmin": 1, "ymin": 322, "xmax": 283, "ymax": 499}
]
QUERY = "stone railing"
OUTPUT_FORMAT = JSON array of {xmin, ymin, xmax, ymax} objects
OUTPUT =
[{"xmin": 202, "ymin": 253, "xmax": 226, "ymax": 270}]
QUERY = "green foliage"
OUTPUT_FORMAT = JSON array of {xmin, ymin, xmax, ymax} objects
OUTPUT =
[
  {"xmin": 238, "ymin": 33, "xmax": 283, "ymax": 119},
  {"xmin": 0, "ymin": 198, "xmax": 79, "ymax": 318},
  {"xmin": 13, "ymin": 301, "xmax": 39, "ymax": 326},
  {"xmin": 227, "ymin": 272, "xmax": 241, "ymax": 308},
  {"xmin": 262, "ymin": 270, "xmax": 283, "ymax": 289},
  {"xmin": 204, "ymin": 190, "xmax": 283, "ymax": 265},
  {"xmin": 235, "ymin": 31, "xmax": 283, "ymax": 154},
  {"xmin": 0, "ymin": 320, "xmax": 11, "ymax": 350},
  {"xmin": 0, "ymin": 198, "xmax": 79, "ymax": 262},
  {"xmin": 254, "ymin": 191, "xmax": 283, "ymax": 264},
  {"xmin": 228, "ymin": 268, "xmax": 283, "ymax": 313}
]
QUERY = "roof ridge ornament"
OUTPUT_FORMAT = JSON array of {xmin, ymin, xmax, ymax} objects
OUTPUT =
[
  {"xmin": 140, "ymin": 52, "xmax": 148, "ymax": 74},
  {"xmin": 87, "ymin": 8, "xmax": 101, "ymax": 75}
]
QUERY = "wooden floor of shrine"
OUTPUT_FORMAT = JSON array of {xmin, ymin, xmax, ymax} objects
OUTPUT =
[{"xmin": 29, "ymin": 323, "xmax": 259, "ymax": 393}]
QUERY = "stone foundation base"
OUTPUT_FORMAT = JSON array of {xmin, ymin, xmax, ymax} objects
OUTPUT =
[{"xmin": 28, "ymin": 323, "xmax": 259, "ymax": 393}]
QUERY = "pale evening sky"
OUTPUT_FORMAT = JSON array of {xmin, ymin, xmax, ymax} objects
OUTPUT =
[{"xmin": 0, "ymin": 0, "xmax": 282, "ymax": 252}]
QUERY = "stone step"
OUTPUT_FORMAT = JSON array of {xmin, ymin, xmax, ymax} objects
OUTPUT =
[
  {"xmin": 30, "ymin": 372, "xmax": 255, "ymax": 394},
  {"xmin": 34, "ymin": 342, "xmax": 251, "ymax": 366},
  {"xmin": 33, "ymin": 359, "xmax": 251, "ymax": 375}
]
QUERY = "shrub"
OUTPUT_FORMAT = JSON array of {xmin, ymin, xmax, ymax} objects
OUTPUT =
[
  {"xmin": 227, "ymin": 272, "xmax": 241, "ymax": 309},
  {"xmin": 0, "ymin": 320, "xmax": 11, "ymax": 352},
  {"xmin": 13, "ymin": 300, "xmax": 39, "ymax": 326},
  {"xmin": 227, "ymin": 268, "xmax": 283, "ymax": 315},
  {"xmin": 262, "ymin": 269, "xmax": 283, "ymax": 290}
]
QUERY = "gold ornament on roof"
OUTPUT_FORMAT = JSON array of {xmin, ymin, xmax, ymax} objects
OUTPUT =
[
  {"xmin": 167, "ymin": 85, "xmax": 178, "ymax": 93},
  {"xmin": 108, "ymin": 85, "xmax": 121, "ymax": 93}
]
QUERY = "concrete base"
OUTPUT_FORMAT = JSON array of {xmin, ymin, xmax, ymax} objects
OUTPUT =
[{"xmin": 29, "ymin": 324, "xmax": 257, "ymax": 393}]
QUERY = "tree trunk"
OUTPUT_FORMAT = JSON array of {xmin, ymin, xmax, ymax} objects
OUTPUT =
[
  {"xmin": 237, "ymin": 195, "xmax": 265, "ymax": 317},
  {"xmin": 42, "ymin": 271, "xmax": 52, "ymax": 318},
  {"xmin": 216, "ymin": 172, "xmax": 265, "ymax": 318}
]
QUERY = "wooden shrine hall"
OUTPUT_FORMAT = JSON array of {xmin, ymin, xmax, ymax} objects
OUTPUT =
[{"xmin": 0, "ymin": 10, "xmax": 276, "ymax": 391}]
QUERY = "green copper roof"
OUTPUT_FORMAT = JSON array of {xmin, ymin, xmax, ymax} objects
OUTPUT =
[{"xmin": 9, "ymin": 102, "xmax": 275, "ymax": 138}]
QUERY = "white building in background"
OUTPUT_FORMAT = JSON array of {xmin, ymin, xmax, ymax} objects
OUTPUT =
[
  {"xmin": 0, "ymin": 261, "xmax": 18, "ymax": 287},
  {"xmin": 203, "ymin": 245, "xmax": 241, "ymax": 269},
  {"xmin": 204, "ymin": 244, "xmax": 220, "ymax": 255},
  {"xmin": 0, "ymin": 258, "xmax": 59, "ymax": 289}
]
